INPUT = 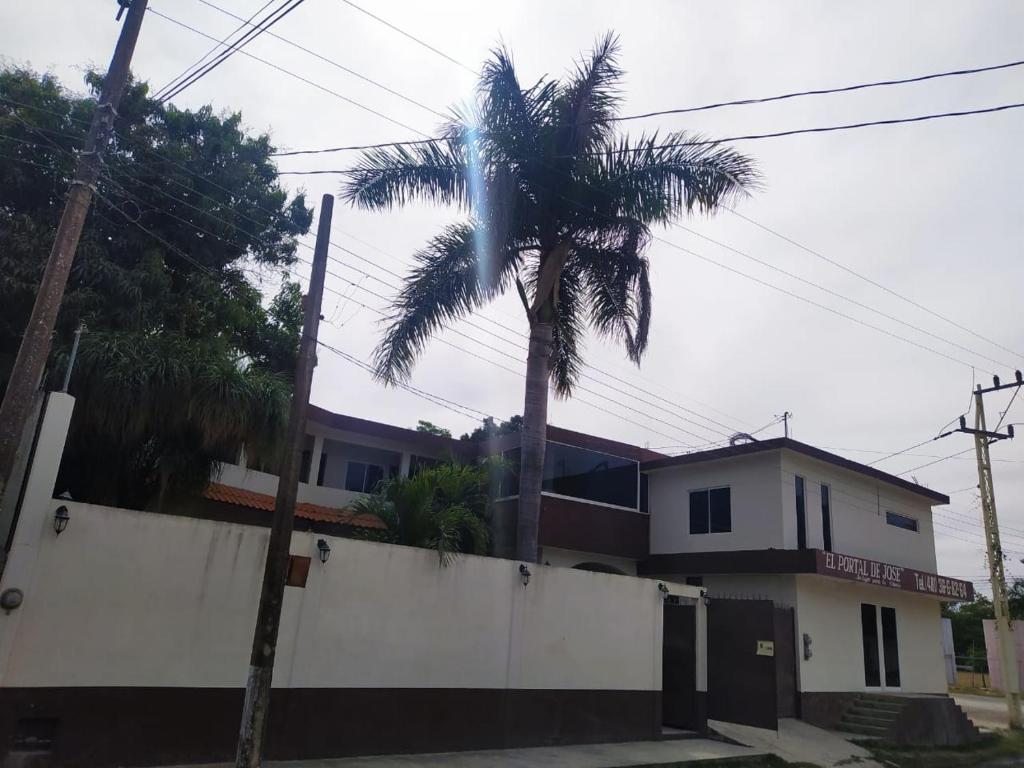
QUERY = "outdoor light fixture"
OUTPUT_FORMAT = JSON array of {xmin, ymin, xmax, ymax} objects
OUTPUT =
[
  {"xmin": 53, "ymin": 506, "xmax": 70, "ymax": 535},
  {"xmin": 701, "ymin": 589, "xmax": 711, "ymax": 607},
  {"xmin": 519, "ymin": 564, "xmax": 531, "ymax": 586},
  {"xmin": 316, "ymin": 538, "xmax": 331, "ymax": 564},
  {"xmin": 0, "ymin": 588, "xmax": 23, "ymax": 613},
  {"xmin": 658, "ymin": 582, "xmax": 670, "ymax": 596},
  {"xmin": 803, "ymin": 633, "xmax": 813, "ymax": 660}
]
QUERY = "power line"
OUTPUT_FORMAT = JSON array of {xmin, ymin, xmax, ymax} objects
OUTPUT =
[
  {"xmin": 146, "ymin": 7, "xmax": 431, "ymax": 137},
  {"xmin": 724, "ymin": 207, "xmax": 1024, "ymax": 363},
  {"xmin": 151, "ymin": 0, "xmax": 276, "ymax": 100},
  {"xmin": 337, "ymin": 0, "xmax": 478, "ymax": 76},
  {"xmin": 273, "ymin": 102, "xmax": 1024, "ymax": 162},
  {"xmin": 191, "ymin": 0, "xmax": 449, "ymax": 120},
  {"xmin": 157, "ymin": 0, "xmax": 309, "ymax": 103}
]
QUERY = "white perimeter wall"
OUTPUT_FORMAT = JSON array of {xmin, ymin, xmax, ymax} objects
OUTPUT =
[{"xmin": 0, "ymin": 500, "xmax": 684, "ymax": 692}]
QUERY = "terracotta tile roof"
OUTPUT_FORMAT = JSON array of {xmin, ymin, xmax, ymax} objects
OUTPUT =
[{"xmin": 203, "ymin": 483, "xmax": 385, "ymax": 529}]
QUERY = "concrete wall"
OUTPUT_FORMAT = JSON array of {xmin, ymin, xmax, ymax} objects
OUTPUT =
[
  {"xmin": 0, "ymin": 501, "xmax": 681, "ymax": 691},
  {"xmin": 982, "ymin": 619, "xmax": 1024, "ymax": 691},
  {"xmin": 647, "ymin": 452, "xmax": 784, "ymax": 554},
  {"xmin": 781, "ymin": 451, "xmax": 938, "ymax": 572},
  {"xmin": 794, "ymin": 575, "xmax": 946, "ymax": 694}
]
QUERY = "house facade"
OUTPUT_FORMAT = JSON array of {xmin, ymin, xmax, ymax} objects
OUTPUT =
[{"xmin": 192, "ymin": 408, "xmax": 974, "ymax": 733}]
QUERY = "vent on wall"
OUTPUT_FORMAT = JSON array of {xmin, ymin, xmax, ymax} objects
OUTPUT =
[{"xmin": 13, "ymin": 717, "xmax": 58, "ymax": 751}]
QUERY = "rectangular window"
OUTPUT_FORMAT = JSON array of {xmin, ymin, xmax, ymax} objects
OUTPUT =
[
  {"xmin": 689, "ymin": 487, "xmax": 731, "ymax": 534},
  {"xmin": 861, "ymin": 602, "xmax": 881, "ymax": 687},
  {"xmin": 881, "ymin": 607, "xmax": 901, "ymax": 688},
  {"xmin": 299, "ymin": 450, "xmax": 312, "ymax": 484},
  {"xmin": 640, "ymin": 473, "xmax": 649, "ymax": 513},
  {"xmin": 886, "ymin": 511, "xmax": 918, "ymax": 532},
  {"xmin": 795, "ymin": 476, "xmax": 807, "ymax": 549},
  {"xmin": 344, "ymin": 462, "xmax": 388, "ymax": 493},
  {"xmin": 821, "ymin": 485, "xmax": 833, "ymax": 552}
]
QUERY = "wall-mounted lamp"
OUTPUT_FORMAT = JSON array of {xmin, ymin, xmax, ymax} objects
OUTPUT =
[
  {"xmin": 803, "ymin": 633, "xmax": 813, "ymax": 660},
  {"xmin": 701, "ymin": 589, "xmax": 711, "ymax": 607},
  {"xmin": 316, "ymin": 538, "xmax": 331, "ymax": 564},
  {"xmin": 518, "ymin": 564, "xmax": 531, "ymax": 586},
  {"xmin": 657, "ymin": 582, "xmax": 670, "ymax": 597},
  {"xmin": 53, "ymin": 506, "xmax": 70, "ymax": 535}
]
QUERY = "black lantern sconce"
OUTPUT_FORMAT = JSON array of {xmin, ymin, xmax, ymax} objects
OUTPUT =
[
  {"xmin": 518, "ymin": 563, "xmax": 531, "ymax": 586},
  {"xmin": 53, "ymin": 505, "xmax": 70, "ymax": 535},
  {"xmin": 657, "ymin": 582, "xmax": 670, "ymax": 598},
  {"xmin": 701, "ymin": 588, "xmax": 711, "ymax": 607},
  {"xmin": 316, "ymin": 538, "xmax": 331, "ymax": 564}
]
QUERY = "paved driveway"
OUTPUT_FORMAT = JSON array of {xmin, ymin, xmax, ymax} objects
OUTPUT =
[{"xmin": 954, "ymin": 692, "xmax": 1014, "ymax": 731}]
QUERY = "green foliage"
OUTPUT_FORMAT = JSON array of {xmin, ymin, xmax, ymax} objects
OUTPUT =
[
  {"xmin": 0, "ymin": 67, "xmax": 313, "ymax": 506},
  {"xmin": 415, "ymin": 419, "xmax": 452, "ymax": 438},
  {"xmin": 460, "ymin": 414, "xmax": 523, "ymax": 441},
  {"xmin": 942, "ymin": 579, "xmax": 1024, "ymax": 671},
  {"xmin": 342, "ymin": 34, "xmax": 758, "ymax": 395},
  {"xmin": 351, "ymin": 462, "xmax": 493, "ymax": 566}
]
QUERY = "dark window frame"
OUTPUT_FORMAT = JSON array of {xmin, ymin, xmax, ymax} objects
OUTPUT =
[
  {"xmin": 885, "ymin": 511, "xmax": 919, "ymax": 532},
  {"xmin": 821, "ymin": 484, "xmax": 833, "ymax": 552},
  {"xmin": 795, "ymin": 476, "xmax": 807, "ymax": 549},
  {"xmin": 688, "ymin": 486, "xmax": 731, "ymax": 535}
]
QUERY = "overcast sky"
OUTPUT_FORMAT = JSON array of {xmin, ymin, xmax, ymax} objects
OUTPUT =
[{"xmin": 3, "ymin": 0, "xmax": 1023, "ymax": 590}]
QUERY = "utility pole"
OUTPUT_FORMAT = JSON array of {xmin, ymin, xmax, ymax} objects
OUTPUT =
[
  {"xmin": 0, "ymin": 0, "xmax": 149, "ymax": 503},
  {"xmin": 235, "ymin": 194, "xmax": 333, "ymax": 768},
  {"xmin": 954, "ymin": 371, "xmax": 1022, "ymax": 729},
  {"xmin": 780, "ymin": 411, "xmax": 792, "ymax": 438}
]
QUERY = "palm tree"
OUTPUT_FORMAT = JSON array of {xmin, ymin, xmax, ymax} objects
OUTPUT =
[
  {"xmin": 342, "ymin": 34, "xmax": 759, "ymax": 562},
  {"xmin": 351, "ymin": 462, "xmax": 491, "ymax": 566}
]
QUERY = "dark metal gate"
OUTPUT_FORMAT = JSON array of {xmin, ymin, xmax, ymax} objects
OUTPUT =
[
  {"xmin": 774, "ymin": 606, "xmax": 798, "ymax": 718},
  {"xmin": 661, "ymin": 601, "xmax": 697, "ymax": 730},
  {"xmin": 707, "ymin": 599, "xmax": 779, "ymax": 730}
]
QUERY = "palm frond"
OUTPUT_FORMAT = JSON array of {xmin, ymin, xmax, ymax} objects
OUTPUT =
[
  {"xmin": 574, "ymin": 232, "xmax": 652, "ymax": 364},
  {"xmin": 588, "ymin": 131, "xmax": 760, "ymax": 222},
  {"xmin": 373, "ymin": 221, "xmax": 521, "ymax": 384},
  {"xmin": 341, "ymin": 136, "xmax": 471, "ymax": 210},
  {"xmin": 549, "ymin": 259, "xmax": 586, "ymax": 396},
  {"xmin": 554, "ymin": 32, "xmax": 623, "ymax": 156}
]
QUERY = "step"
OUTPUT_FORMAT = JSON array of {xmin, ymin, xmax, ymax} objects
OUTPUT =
[
  {"xmin": 852, "ymin": 699, "xmax": 904, "ymax": 714},
  {"xmin": 847, "ymin": 703, "xmax": 902, "ymax": 717},
  {"xmin": 836, "ymin": 721, "xmax": 891, "ymax": 737},
  {"xmin": 843, "ymin": 711, "xmax": 898, "ymax": 727}
]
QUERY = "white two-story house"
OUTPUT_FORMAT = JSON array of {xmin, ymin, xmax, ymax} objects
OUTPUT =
[{"xmin": 638, "ymin": 437, "xmax": 972, "ymax": 731}]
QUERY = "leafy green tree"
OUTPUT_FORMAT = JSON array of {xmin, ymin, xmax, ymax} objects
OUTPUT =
[
  {"xmin": 351, "ymin": 462, "xmax": 491, "ymax": 566},
  {"xmin": 0, "ymin": 67, "xmax": 313, "ymax": 507},
  {"xmin": 460, "ymin": 414, "xmax": 523, "ymax": 441},
  {"xmin": 943, "ymin": 581, "xmax": 1024, "ymax": 672},
  {"xmin": 415, "ymin": 419, "xmax": 452, "ymax": 438},
  {"xmin": 342, "ymin": 35, "xmax": 758, "ymax": 561}
]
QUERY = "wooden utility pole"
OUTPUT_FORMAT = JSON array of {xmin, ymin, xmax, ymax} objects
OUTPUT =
[
  {"xmin": 235, "ymin": 194, "xmax": 333, "ymax": 767},
  {"xmin": 957, "ymin": 372, "xmax": 1022, "ymax": 729},
  {"xmin": 0, "ymin": 0, "xmax": 149, "ymax": 503}
]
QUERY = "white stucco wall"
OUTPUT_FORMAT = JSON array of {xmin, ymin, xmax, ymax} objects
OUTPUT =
[
  {"xmin": 541, "ymin": 546, "xmax": 639, "ymax": 576},
  {"xmin": 794, "ymin": 575, "xmax": 946, "ymax": 694},
  {"xmin": 647, "ymin": 452, "xmax": 784, "ymax": 554},
  {"xmin": 0, "ymin": 500, "xmax": 691, "ymax": 693},
  {"xmin": 780, "ymin": 452, "xmax": 938, "ymax": 572}
]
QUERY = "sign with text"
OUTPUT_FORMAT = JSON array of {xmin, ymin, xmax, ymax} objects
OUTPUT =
[
  {"xmin": 756, "ymin": 640, "xmax": 774, "ymax": 657},
  {"xmin": 815, "ymin": 551, "xmax": 973, "ymax": 601}
]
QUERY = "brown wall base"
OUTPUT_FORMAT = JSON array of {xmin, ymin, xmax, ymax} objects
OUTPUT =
[
  {"xmin": 0, "ymin": 687, "xmax": 660, "ymax": 768},
  {"xmin": 799, "ymin": 692, "xmax": 859, "ymax": 730}
]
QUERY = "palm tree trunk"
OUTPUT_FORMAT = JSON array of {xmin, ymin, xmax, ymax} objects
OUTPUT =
[{"xmin": 516, "ymin": 319, "xmax": 553, "ymax": 562}]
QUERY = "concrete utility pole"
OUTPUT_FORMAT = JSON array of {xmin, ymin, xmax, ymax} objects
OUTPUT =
[
  {"xmin": 780, "ymin": 411, "xmax": 792, "ymax": 438},
  {"xmin": 235, "ymin": 194, "xmax": 334, "ymax": 768},
  {"xmin": 0, "ymin": 0, "xmax": 149, "ymax": 504},
  {"xmin": 956, "ymin": 372, "xmax": 1022, "ymax": 729}
]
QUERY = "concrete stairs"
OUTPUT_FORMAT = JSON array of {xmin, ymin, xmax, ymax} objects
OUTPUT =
[
  {"xmin": 834, "ymin": 694, "xmax": 982, "ymax": 743},
  {"xmin": 834, "ymin": 694, "xmax": 906, "ymax": 737}
]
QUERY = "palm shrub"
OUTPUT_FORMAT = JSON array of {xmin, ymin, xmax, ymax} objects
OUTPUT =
[
  {"xmin": 351, "ymin": 462, "xmax": 491, "ymax": 566},
  {"xmin": 342, "ymin": 34, "xmax": 758, "ymax": 562}
]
